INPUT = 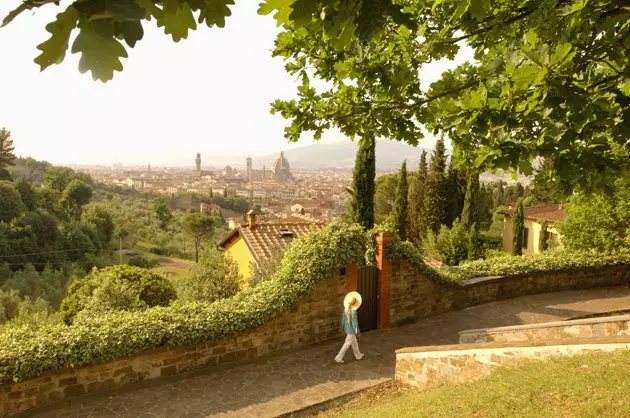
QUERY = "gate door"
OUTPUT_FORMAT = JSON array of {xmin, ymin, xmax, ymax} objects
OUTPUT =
[{"xmin": 357, "ymin": 265, "xmax": 379, "ymax": 332}]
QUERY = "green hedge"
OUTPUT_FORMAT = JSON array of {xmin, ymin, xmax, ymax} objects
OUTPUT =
[
  {"xmin": 387, "ymin": 239, "xmax": 630, "ymax": 283},
  {"xmin": 0, "ymin": 222, "xmax": 367, "ymax": 383},
  {"xmin": 442, "ymin": 249, "xmax": 630, "ymax": 282}
]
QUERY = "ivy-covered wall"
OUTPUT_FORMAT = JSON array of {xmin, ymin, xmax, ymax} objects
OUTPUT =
[
  {"xmin": 1, "ymin": 275, "xmax": 347, "ymax": 417},
  {"xmin": 390, "ymin": 262, "xmax": 630, "ymax": 325}
]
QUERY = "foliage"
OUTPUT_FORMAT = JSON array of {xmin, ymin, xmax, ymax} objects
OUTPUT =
[
  {"xmin": 538, "ymin": 219, "xmax": 549, "ymax": 252},
  {"xmin": 1, "ymin": 264, "xmax": 71, "ymax": 309},
  {"xmin": 61, "ymin": 179, "xmax": 93, "ymax": 217},
  {"xmin": 442, "ymin": 248, "xmax": 630, "ymax": 282},
  {"xmin": 0, "ymin": 128, "xmax": 16, "ymax": 170},
  {"xmin": 153, "ymin": 197, "xmax": 172, "ymax": 229},
  {"xmin": 249, "ymin": 248, "xmax": 284, "ymax": 287},
  {"xmin": 423, "ymin": 218, "xmax": 470, "ymax": 266},
  {"xmin": 559, "ymin": 180, "xmax": 630, "ymax": 252},
  {"xmin": 512, "ymin": 198, "xmax": 524, "ymax": 256},
  {"xmin": 349, "ymin": 135, "xmax": 376, "ymax": 230},
  {"xmin": 444, "ymin": 162, "xmax": 466, "ymax": 228},
  {"xmin": 60, "ymin": 265, "xmax": 177, "ymax": 324},
  {"xmin": 0, "ymin": 181, "xmax": 26, "ymax": 223},
  {"xmin": 374, "ymin": 172, "xmax": 399, "ymax": 225},
  {"xmin": 409, "ymin": 150, "xmax": 428, "ymax": 246},
  {"xmin": 80, "ymin": 204, "xmax": 114, "ymax": 248},
  {"xmin": 0, "ymin": 221, "xmax": 367, "ymax": 383},
  {"xmin": 467, "ymin": 223, "xmax": 480, "ymax": 261},
  {"xmin": 392, "ymin": 160, "xmax": 409, "ymax": 241},
  {"xmin": 8, "ymin": 157, "xmax": 51, "ymax": 184},
  {"xmin": 423, "ymin": 138, "xmax": 448, "ymax": 234},
  {"xmin": 176, "ymin": 251, "xmax": 240, "ymax": 303},
  {"xmin": 461, "ymin": 172, "xmax": 479, "ymax": 229},
  {"xmin": 127, "ymin": 255, "xmax": 160, "ymax": 269},
  {"xmin": 182, "ymin": 212, "xmax": 217, "ymax": 263},
  {"xmin": 15, "ymin": 180, "xmax": 38, "ymax": 211},
  {"xmin": 272, "ymin": 0, "xmax": 629, "ymax": 193},
  {"xmin": 44, "ymin": 166, "xmax": 75, "ymax": 192}
]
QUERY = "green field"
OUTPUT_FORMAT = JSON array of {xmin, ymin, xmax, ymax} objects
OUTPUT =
[{"xmin": 320, "ymin": 350, "xmax": 630, "ymax": 417}]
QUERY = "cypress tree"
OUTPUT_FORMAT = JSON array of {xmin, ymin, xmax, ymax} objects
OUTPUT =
[
  {"xmin": 467, "ymin": 222, "xmax": 480, "ymax": 261},
  {"xmin": 512, "ymin": 198, "xmax": 525, "ymax": 256},
  {"xmin": 423, "ymin": 138, "xmax": 448, "ymax": 234},
  {"xmin": 409, "ymin": 150, "xmax": 428, "ymax": 245},
  {"xmin": 393, "ymin": 160, "xmax": 409, "ymax": 240},
  {"xmin": 444, "ymin": 161, "xmax": 466, "ymax": 227},
  {"xmin": 461, "ymin": 171, "xmax": 480, "ymax": 229},
  {"xmin": 350, "ymin": 134, "xmax": 376, "ymax": 229},
  {"xmin": 539, "ymin": 219, "xmax": 549, "ymax": 252}
]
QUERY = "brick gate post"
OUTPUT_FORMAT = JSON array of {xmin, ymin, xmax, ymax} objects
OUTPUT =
[
  {"xmin": 376, "ymin": 232, "xmax": 394, "ymax": 328},
  {"xmin": 346, "ymin": 264, "xmax": 358, "ymax": 292}
]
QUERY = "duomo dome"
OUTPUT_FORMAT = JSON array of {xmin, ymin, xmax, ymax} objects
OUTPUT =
[{"xmin": 272, "ymin": 151, "xmax": 292, "ymax": 181}]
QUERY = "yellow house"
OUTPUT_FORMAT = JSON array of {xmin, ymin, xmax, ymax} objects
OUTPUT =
[
  {"xmin": 501, "ymin": 204, "xmax": 567, "ymax": 255},
  {"xmin": 218, "ymin": 211, "xmax": 325, "ymax": 279}
]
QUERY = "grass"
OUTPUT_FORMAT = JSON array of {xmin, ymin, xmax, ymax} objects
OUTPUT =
[
  {"xmin": 319, "ymin": 350, "xmax": 630, "ymax": 417},
  {"xmin": 153, "ymin": 256, "xmax": 194, "ymax": 279}
]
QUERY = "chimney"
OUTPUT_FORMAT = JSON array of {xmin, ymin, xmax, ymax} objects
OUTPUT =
[{"xmin": 247, "ymin": 210, "xmax": 256, "ymax": 228}]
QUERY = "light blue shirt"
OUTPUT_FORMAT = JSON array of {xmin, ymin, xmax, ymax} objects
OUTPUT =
[{"xmin": 340, "ymin": 310, "xmax": 359, "ymax": 335}]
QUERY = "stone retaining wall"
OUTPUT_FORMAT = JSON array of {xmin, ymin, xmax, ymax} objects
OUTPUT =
[
  {"xmin": 390, "ymin": 263, "xmax": 630, "ymax": 325},
  {"xmin": 459, "ymin": 314, "xmax": 630, "ymax": 344},
  {"xmin": 395, "ymin": 337, "xmax": 630, "ymax": 388},
  {"xmin": 0, "ymin": 276, "xmax": 347, "ymax": 417}
]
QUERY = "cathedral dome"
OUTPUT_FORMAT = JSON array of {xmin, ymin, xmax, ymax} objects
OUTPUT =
[{"xmin": 272, "ymin": 151, "xmax": 290, "ymax": 171}]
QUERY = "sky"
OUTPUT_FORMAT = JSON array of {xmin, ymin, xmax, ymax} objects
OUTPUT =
[{"xmin": 0, "ymin": 1, "xmax": 473, "ymax": 166}]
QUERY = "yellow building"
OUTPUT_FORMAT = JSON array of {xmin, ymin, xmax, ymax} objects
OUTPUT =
[
  {"xmin": 501, "ymin": 204, "xmax": 567, "ymax": 255},
  {"xmin": 218, "ymin": 211, "xmax": 325, "ymax": 280}
]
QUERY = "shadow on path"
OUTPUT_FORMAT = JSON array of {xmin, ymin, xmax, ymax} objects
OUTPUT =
[{"xmin": 34, "ymin": 286, "xmax": 630, "ymax": 418}]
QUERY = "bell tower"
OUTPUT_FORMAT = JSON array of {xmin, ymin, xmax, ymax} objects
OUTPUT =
[{"xmin": 195, "ymin": 152, "xmax": 201, "ymax": 176}]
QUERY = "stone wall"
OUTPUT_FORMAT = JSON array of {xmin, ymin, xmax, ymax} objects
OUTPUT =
[
  {"xmin": 395, "ymin": 336, "xmax": 630, "ymax": 388},
  {"xmin": 459, "ymin": 314, "xmax": 630, "ymax": 344},
  {"xmin": 0, "ymin": 275, "xmax": 347, "ymax": 417},
  {"xmin": 390, "ymin": 263, "xmax": 630, "ymax": 325}
]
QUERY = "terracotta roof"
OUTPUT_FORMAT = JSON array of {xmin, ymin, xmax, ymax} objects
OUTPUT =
[
  {"xmin": 500, "ymin": 204, "xmax": 567, "ymax": 223},
  {"xmin": 218, "ymin": 221, "xmax": 325, "ymax": 263}
]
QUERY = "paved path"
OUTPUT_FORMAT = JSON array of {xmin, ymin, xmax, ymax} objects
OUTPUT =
[{"xmin": 33, "ymin": 286, "xmax": 630, "ymax": 418}]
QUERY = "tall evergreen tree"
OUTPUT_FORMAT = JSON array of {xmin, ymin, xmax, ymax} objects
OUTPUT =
[
  {"xmin": 350, "ymin": 135, "xmax": 376, "ymax": 229},
  {"xmin": 461, "ymin": 171, "xmax": 480, "ymax": 229},
  {"xmin": 0, "ymin": 128, "xmax": 16, "ymax": 170},
  {"xmin": 492, "ymin": 180, "xmax": 505, "ymax": 207},
  {"xmin": 512, "ymin": 198, "xmax": 525, "ymax": 256},
  {"xmin": 423, "ymin": 138, "xmax": 448, "ymax": 234},
  {"xmin": 392, "ymin": 160, "xmax": 409, "ymax": 240},
  {"xmin": 538, "ymin": 219, "xmax": 549, "ymax": 252},
  {"xmin": 444, "ymin": 161, "xmax": 466, "ymax": 227},
  {"xmin": 409, "ymin": 150, "xmax": 428, "ymax": 245}
]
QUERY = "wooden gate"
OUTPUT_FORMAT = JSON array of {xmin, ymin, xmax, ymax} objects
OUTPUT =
[{"xmin": 357, "ymin": 265, "xmax": 379, "ymax": 332}]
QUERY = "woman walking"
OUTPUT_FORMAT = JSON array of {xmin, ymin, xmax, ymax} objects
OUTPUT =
[{"xmin": 334, "ymin": 291, "xmax": 364, "ymax": 363}]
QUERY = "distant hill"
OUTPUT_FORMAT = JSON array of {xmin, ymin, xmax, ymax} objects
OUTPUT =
[{"xmin": 251, "ymin": 140, "xmax": 430, "ymax": 171}]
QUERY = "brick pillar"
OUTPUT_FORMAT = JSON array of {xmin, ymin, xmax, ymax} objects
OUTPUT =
[
  {"xmin": 376, "ymin": 232, "xmax": 394, "ymax": 329},
  {"xmin": 346, "ymin": 264, "xmax": 358, "ymax": 292}
]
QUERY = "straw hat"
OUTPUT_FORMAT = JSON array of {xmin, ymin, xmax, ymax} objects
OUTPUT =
[{"xmin": 343, "ymin": 291, "xmax": 362, "ymax": 310}]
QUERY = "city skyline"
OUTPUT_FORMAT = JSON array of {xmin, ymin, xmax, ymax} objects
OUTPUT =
[{"xmin": 0, "ymin": 2, "xmax": 471, "ymax": 166}]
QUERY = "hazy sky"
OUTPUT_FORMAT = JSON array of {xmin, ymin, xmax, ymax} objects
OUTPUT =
[{"xmin": 0, "ymin": 2, "xmax": 472, "ymax": 166}]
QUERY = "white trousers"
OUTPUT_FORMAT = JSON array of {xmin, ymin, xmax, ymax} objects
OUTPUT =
[{"xmin": 335, "ymin": 333, "xmax": 362, "ymax": 361}]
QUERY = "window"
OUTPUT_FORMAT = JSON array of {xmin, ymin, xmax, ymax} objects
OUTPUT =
[
  {"xmin": 550, "ymin": 232, "xmax": 559, "ymax": 248},
  {"xmin": 522, "ymin": 227, "xmax": 529, "ymax": 249}
]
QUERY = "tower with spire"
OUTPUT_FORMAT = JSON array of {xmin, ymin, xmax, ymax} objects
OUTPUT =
[{"xmin": 195, "ymin": 152, "xmax": 201, "ymax": 177}]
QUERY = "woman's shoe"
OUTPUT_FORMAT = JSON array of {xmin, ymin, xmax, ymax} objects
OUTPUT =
[
  {"xmin": 355, "ymin": 354, "xmax": 364, "ymax": 360},
  {"xmin": 334, "ymin": 358, "xmax": 344, "ymax": 363}
]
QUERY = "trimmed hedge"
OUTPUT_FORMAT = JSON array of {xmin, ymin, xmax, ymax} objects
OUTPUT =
[
  {"xmin": 387, "ymin": 239, "xmax": 630, "ymax": 283},
  {"xmin": 0, "ymin": 222, "xmax": 367, "ymax": 383},
  {"xmin": 442, "ymin": 249, "xmax": 630, "ymax": 282}
]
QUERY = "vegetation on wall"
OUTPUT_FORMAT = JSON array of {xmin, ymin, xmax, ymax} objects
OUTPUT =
[{"xmin": 0, "ymin": 222, "xmax": 367, "ymax": 383}]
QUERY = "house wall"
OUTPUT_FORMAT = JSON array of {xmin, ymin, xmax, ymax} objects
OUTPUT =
[
  {"xmin": 502, "ymin": 216, "xmax": 561, "ymax": 255},
  {"xmin": 223, "ymin": 237, "xmax": 255, "ymax": 280}
]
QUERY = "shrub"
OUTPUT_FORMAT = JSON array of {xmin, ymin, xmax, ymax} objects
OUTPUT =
[
  {"xmin": 59, "ymin": 265, "xmax": 177, "ymax": 324},
  {"xmin": 127, "ymin": 255, "xmax": 160, "ymax": 269},
  {"xmin": 442, "ymin": 248, "xmax": 630, "ymax": 282},
  {"xmin": 423, "ymin": 218, "xmax": 469, "ymax": 266},
  {"xmin": 0, "ymin": 222, "xmax": 367, "ymax": 383},
  {"xmin": 176, "ymin": 254, "xmax": 241, "ymax": 303}
]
